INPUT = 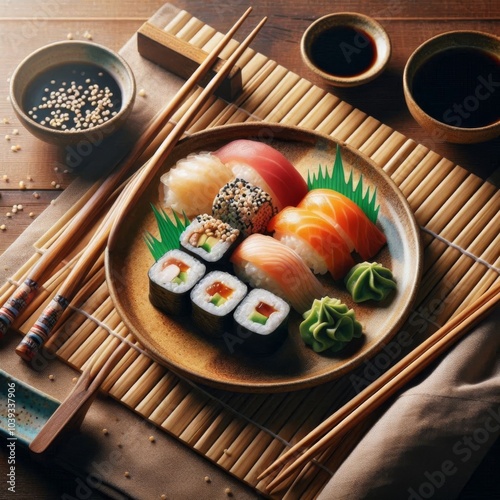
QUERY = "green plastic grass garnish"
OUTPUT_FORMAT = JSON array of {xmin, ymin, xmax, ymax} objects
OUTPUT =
[
  {"xmin": 307, "ymin": 145, "xmax": 380, "ymax": 223},
  {"xmin": 144, "ymin": 205, "xmax": 190, "ymax": 261}
]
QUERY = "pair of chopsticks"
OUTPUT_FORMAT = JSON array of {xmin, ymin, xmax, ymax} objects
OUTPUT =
[
  {"xmin": 258, "ymin": 282, "xmax": 500, "ymax": 491},
  {"xmin": 5, "ymin": 8, "xmax": 267, "ymax": 360}
]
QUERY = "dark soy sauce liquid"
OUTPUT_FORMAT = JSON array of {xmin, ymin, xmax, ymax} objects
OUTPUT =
[
  {"xmin": 412, "ymin": 47, "xmax": 500, "ymax": 128},
  {"xmin": 309, "ymin": 25, "xmax": 377, "ymax": 77},
  {"xmin": 23, "ymin": 62, "xmax": 122, "ymax": 130}
]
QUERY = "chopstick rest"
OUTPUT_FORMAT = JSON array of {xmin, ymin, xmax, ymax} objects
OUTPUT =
[{"xmin": 137, "ymin": 22, "xmax": 243, "ymax": 100}]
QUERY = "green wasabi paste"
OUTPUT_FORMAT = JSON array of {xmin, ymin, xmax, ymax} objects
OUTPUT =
[
  {"xmin": 345, "ymin": 262, "xmax": 396, "ymax": 303},
  {"xmin": 299, "ymin": 297, "xmax": 362, "ymax": 353}
]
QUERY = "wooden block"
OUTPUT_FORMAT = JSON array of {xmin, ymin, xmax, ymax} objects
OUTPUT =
[{"xmin": 137, "ymin": 22, "xmax": 242, "ymax": 101}]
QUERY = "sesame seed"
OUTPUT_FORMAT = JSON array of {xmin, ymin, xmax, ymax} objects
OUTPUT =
[
  {"xmin": 124, "ymin": 471, "xmax": 130, "ymax": 478},
  {"xmin": 12, "ymin": 129, "xmax": 18, "ymax": 135},
  {"xmin": 19, "ymin": 181, "xmax": 26, "ymax": 189},
  {"xmin": 5, "ymin": 135, "xmax": 10, "ymax": 141},
  {"xmin": 48, "ymin": 374, "xmax": 55, "ymax": 380},
  {"xmin": 138, "ymin": 88, "xmax": 146, "ymax": 97},
  {"xmin": 16, "ymin": 204, "xmax": 23, "ymax": 211},
  {"xmin": 204, "ymin": 476, "xmax": 211, "ymax": 483},
  {"xmin": 0, "ymin": 225, "xmax": 6, "ymax": 231},
  {"xmin": 67, "ymin": 33, "xmax": 73, "ymax": 40},
  {"xmin": 29, "ymin": 212, "xmax": 35, "ymax": 218},
  {"xmin": 33, "ymin": 192, "xmax": 40, "ymax": 199},
  {"xmin": 6, "ymin": 212, "xmax": 11, "ymax": 218},
  {"xmin": 148, "ymin": 436, "xmax": 155, "ymax": 443},
  {"xmin": 2, "ymin": 175, "xmax": 8, "ymax": 182},
  {"xmin": 224, "ymin": 487, "xmax": 233, "ymax": 496},
  {"xmin": 102, "ymin": 428, "xmax": 109, "ymax": 435}
]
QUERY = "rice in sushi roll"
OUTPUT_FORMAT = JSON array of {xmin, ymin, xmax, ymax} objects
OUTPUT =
[
  {"xmin": 190, "ymin": 271, "xmax": 247, "ymax": 337},
  {"xmin": 149, "ymin": 249, "xmax": 206, "ymax": 316},
  {"xmin": 180, "ymin": 214, "xmax": 240, "ymax": 269},
  {"xmin": 232, "ymin": 289, "xmax": 290, "ymax": 355},
  {"xmin": 212, "ymin": 178, "xmax": 277, "ymax": 237}
]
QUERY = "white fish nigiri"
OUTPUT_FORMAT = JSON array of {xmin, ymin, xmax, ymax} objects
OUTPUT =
[{"xmin": 160, "ymin": 152, "xmax": 233, "ymax": 217}]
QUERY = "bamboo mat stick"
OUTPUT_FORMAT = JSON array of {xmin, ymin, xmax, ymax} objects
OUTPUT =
[
  {"xmin": 122, "ymin": 363, "xmax": 167, "ymax": 408},
  {"xmin": 0, "ymin": 7, "xmax": 254, "ymax": 342},
  {"xmin": 194, "ymin": 394, "xmax": 265, "ymax": 455},
  {"xmin": 99, "ymin": 333, "xmax": 139, "ymax": 393},
  {"xmin": 13, "ymin": 11, "xmax": 265, "ymax": 361},
  {"xmin": 259, "ymin": 283, "xmax": 500, "ymax": 488},
  {"xmin": 135, "ymin": 371, "xmax": 180, "ymax": 418},
  {"xmin": 358, "ymin": 123, "xmax": 393, "ymax": 157},
  {"xmin": 279, "ymin": 86, "xmax": 326, "ymax": 127}
]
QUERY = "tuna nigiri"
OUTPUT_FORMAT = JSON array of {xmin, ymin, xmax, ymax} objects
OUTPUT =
[
  {"xmin": 213, "ymin": 139, "xmax": 308, "ymax": 210},
  {"xmin": 267, "ymin": 207, "xmax": 355, "ymax": 280},
  {"xmin": 230, "ymin": 234, "xmax": 326, "ymax": 314},
  {"xmin": 298, "ymin": 189, "xmax": 386, "ymax": 260}
]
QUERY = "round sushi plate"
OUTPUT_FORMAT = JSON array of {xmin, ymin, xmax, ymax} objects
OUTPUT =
[{"xmin": 105, "ymin": 123, "xmax": 423, "ymax": 393}]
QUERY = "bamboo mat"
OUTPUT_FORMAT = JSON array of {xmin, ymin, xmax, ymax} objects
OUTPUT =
[{"xmin": 2, "ymin": 5, "xmax": 499, "ymax": 499}]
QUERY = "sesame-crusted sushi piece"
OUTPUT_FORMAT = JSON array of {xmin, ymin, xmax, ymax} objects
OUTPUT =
[
  {"xmin": 190, "ymin": 271, "xmax": 247, "ymax": 337},
  {"xmin": 232, "ymin": 289, "xmax": 290, "ymax": 355},
  {"xmin": 212, "ymin": 178, "xmax": 277, "ymax": 237},
  {"xmin": 180, "ymin": 214, "xmax": 240, "ymax": 269},
  {"xmin": 148, "ymin": 249, "xmax": 206, "ymax": 315}
]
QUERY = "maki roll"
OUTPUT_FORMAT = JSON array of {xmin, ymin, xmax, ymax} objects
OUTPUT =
[
  {"xmin": 212, "ymin": 178, "xmax": 277, "ymax": 237},
  {"xmin": 232, "ymin": 289, "xmax": 290, "ymax": 355},
  {"xmin": 148, "ymin": 249, "xmax": 206, "ymax": 316},
  {"xmin": 190, "ymin": 271, "xmax": 247, "ymax": 337},
  {"xmin": 180, "ymin": 214, "xmax": 240, "ymax": 269}
]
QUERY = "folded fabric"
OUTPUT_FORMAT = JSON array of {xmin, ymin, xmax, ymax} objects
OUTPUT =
[{"xmin": 317, "ymin": 307, "xmax": 500, "ymax": 499}]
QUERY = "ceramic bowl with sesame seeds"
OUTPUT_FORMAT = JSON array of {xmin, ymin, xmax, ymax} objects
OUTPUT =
[{"xmin": 9, "ymin": 40, "xmax": 136, "ymax": 148}]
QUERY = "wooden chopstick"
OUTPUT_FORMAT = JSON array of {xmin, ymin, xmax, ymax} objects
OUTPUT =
[
  {"xmin": 15, "ymin": 13, "xmax": 267, "ymax": 362},
  {"xmin": 0, "ymin": 6, "xmax": 253, "ymax": 341},
  {"xmin": 260, "ymin": 282, "xmax": 500, "ymax": 491}
]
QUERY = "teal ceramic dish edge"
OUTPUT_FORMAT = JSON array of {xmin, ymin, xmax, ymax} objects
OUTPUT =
[{"xmin": 0, "ymin": 369, "xmax": 60, "ymax": 447}]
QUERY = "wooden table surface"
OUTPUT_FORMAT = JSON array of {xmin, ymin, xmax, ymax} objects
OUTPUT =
[{"xmin": 0, "ymin": 0, "xmax": 498, "ymax": 498}]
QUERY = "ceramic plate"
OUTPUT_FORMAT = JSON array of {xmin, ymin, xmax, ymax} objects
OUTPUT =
[{"xmin": 106, "ymin": 123, "xmax": 422, "ymax": 392}]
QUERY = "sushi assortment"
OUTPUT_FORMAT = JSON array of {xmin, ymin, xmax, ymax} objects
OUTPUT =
[{"xmin": 148, "ymin": 138, "xmax": 394, "ymax": 357}]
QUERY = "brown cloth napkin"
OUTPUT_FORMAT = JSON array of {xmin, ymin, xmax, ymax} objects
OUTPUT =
[{"xmin": 318, "ymin": 308, "xmax": 500, "ymax": 500}]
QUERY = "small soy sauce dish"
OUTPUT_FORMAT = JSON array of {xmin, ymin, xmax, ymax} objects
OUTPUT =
[
  {"xmin": 404, "ymin": 30, "xmax": 500, "ymax": 143},
  {"xmin": 9, "ymin": 41, "xmax": 136, "ymax": 170},
  {"xmin": 301, "ymin": 12, "xmax": 392, "ymax": 87}
]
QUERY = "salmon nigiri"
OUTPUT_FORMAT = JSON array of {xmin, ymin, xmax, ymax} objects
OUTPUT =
[
  {"xmin": 267, "ymin": 207, "xmax": 355, "ymax": 280},
  {"xmin": 213, "ymin": 139, "xmax": 308, "ymax": 210},
  {"xmin": 298, "ymin": 189, "xmax": 386, "ymax": 260},
  {"xmin": 230, "ymin": 234, "xmax": 325, "ymax": 314}
]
